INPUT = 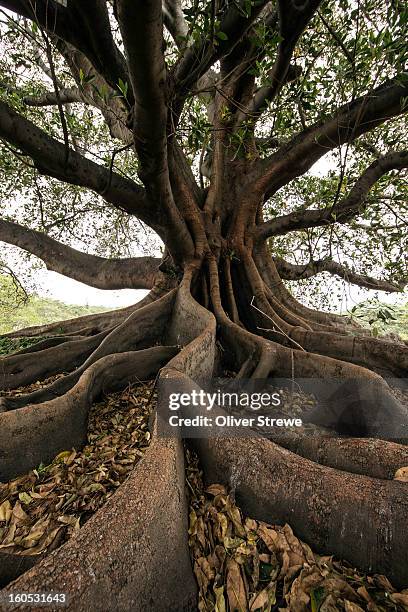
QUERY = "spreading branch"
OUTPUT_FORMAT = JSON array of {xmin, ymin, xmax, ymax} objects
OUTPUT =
[
  {"xmin": 274, "ymin": 256, "xmax": 406, "ymax": 293},
  {"xmin": 0, "ymin": 0, "xmax": 130, "ymax": 102},
  {"xmin": 256, "ymin": 150, "xmax": 408, "ymax": 239},
  {"xmin": 171, "ymin": 0, "xmax": 269, "ymax": 99},
  {"xmin": 55, "ymin": 41, "xmax": 132, "ymax": 144},
  {"xmin": 116, "ymin": 0, "xmax": 195, "ymax": 262},
  {"xmin": 0, "ymin": 218, "xmax": 162, "ymax": 290},
  {"xmin": 23, "ymin": 87, "xmax": 83, "ymax": 107},
  {"xmin": 254, "ymin": 74, "xmax": 408, "ymax": 197},
  {"xmin": 236, "ymin": 0, "xmax": 321, "ymax": 122},
  {"xmin": 0, "ymin": 100, "xmax": 156, "ymax": 227},
  {"xmin": 162, "ymin": 0, "xmax": 189, "ymax": 43}
]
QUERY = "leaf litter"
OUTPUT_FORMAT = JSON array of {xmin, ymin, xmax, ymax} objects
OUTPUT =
[
  {"xmin": 185, "ymin": 446, "xmax": 408, "ymax": 612},
  {"xmin": 0, "ymin": 382, "xmax": 155, "ymax": 556}
]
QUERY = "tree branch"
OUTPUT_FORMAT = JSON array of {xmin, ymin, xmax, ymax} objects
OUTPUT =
[
  {"xmin": 274, "ymin": 256, "xmax": 406, "ymax": 293},
  {"xmin": 254, "ymin": 74, "xmax": 408, "ymax": 197},
  {"xmin": 116, "ymin": 0, "xmax": 195, "ymax": 262},
  {"xmin": 56, "ymin": 41, "xmax": 132, "ymax": 144},
  {"xmin": 0, "ymin": 100, "xmax": 156, "ymax": 226},
  {"xmin": 0, "ymin": 218, "xmax": 162, "ymax": 290},
  {"xmin": 256, "ymin": 150, "xmax": 408, "ymax": 239},
  {"xmin": 0, "ymin": 0, "xmax": 131, "ymax": 103},
  {"xmin": 23, "ymin": 87, "xmax": 83, "ymax": 107},
  {"xmin": 162, "ymin": 0, "xmax": 189, "ymax": 43},
  {"xmin": 236, "ymin": 0, "xmax": 321, "ymax": 123},
  {"xmin": 171, "ymin": 0, "xmax": 269, "ymax": 100}
]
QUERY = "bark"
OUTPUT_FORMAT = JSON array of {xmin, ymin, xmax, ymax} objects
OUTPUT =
[
  {"xmin": 257, "ymin": 151, "xmax": 408, "ymax": 239},
  {"xmin": 0, "ymin": 219, "xmax": 162, "ymax": 290},
  {"xmin": 0, "ymin": 346, "xmax": 177, "ymax": 480},
  {"xmin": 253, "ymin": 76, "xmax": 408, "ymax": 198},
  {"xmin": 274, "ymin": 256, "xmax": 406, "ymax": 292},
  {"xmin": 0, "ymin": 101, "xmax": 157, "ymax": 228},
  {"xmin": 0, "ymin": 289, "xmax": 176, "ymax": 404},
  {"xmin": 1, "ymin": 4, "xmax": 408, "ymax": 603},
  {"xmin": 1, "ymin": 259, "xmax": 408, "ymax": 603},
  {"xmin": 1, "ymin": 421, "xmax": 196, "ymax": 612},
  {"xmin": 0, "ymin": 0, "xmax": 130, "ymax": 102}
]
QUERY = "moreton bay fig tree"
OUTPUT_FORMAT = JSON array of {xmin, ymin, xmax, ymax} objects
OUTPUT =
[{"xmin": 0, "ymin": 0, "xmax": 407, "ymax": 606}]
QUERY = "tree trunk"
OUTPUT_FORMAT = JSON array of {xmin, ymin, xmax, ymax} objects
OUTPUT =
[{"xmin": 1, "ymin": 235, "xmax": 407, "ymax": 608}]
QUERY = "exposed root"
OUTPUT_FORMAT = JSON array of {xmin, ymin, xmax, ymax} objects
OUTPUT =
[
  {"xmin": 0, "ymin": 330, "xmax": 111, "ymax": 392},
  {"xmin": 9, "ymin": 335, "xmax": 86, "ymax": 355},
  {"xmin": 274, "ymin": 435, "xmax": 408, "ymax": 480},
  {"xmin": 155, "ymin": 281, "xmax": 408, "ymax": 587},
  {"xmin": 0, "ymin": 345, "xmax": 177, "ymax": 481},
  {"xmin": 0, "ymin": 410, "xmax": 196, "ymax": 611},
  {"xmin": 0, "ymin": 290, "xmax": 176, "ymax": 410},
  {"xmin": 0, "ymin": 287, "xmax": 162, "ymax": 341},
  {"xmin": 0, "ymin": 268, "xmax": 407, "ymax": 605},
  {"xmin": 289, "ymin": 328, "xmax": 408, "ymax": 378},
  {"xmin": 192, "ymin": 430, "xmax": 408, "ymax": 588},
  {"xmin": 186, "ymin": 448, "xmax": 408, "ymax": 611},
  {"xmin": 0, "ymin": 383, "xmax": 155, "ymax": 586},
  {"xmin": 254, "ymin": 245, "xmax": 367, "ymax": 334}
]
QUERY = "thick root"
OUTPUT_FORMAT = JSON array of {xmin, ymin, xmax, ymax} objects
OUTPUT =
[
  {"xmin": 290, "ymin": 328, "xmax": 408, "ymax": 378},
  {"xmin": 192, "ymin": 430, "xmax": 408, "ymax": 588},
  {"xmin": 157, "ymin": 282, "xmax": 408, "ymax": 587},
  {"xmin": 0, "ymin": 290, "xmax": 176, "ymax": 410},
  {"xmin": 0, "ymin": 330, "xmax": 110, "ymax": 392},
  {"xmin": 274, "ymin": 435, "xmax": 408, "ymax": 479},
  {"xmin": 0, "ymin": 345, "xmax": 177, "ymax": 481},
  {"xmin": 0, "ymin": 422, "xmax": 196, "ymax": 611},
  {"xmin": 0, "ymin": 288, "xmax": 161, "ymax": 341},
  {"xmin": 9, "ymin": 335, "xmax": 86, "ymax": 355}
]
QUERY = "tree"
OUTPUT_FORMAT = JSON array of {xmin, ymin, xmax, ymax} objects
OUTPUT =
[{"xmin": 0, "ymin": 0, "xmax": 407, "ymax": 605}]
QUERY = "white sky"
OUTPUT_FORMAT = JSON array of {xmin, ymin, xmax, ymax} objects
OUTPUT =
[
  {"xmin": 3, "ymin": 154, "xmax": 402, "ymax": 313},
  {"xmin": 36, "ymin": 269, "xmax": 149, "ymax": 308}
]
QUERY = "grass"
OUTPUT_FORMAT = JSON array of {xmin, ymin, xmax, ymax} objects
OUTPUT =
[{"xmin": 0, "ymin": 274, "xmax": 108, "ymax": 336}]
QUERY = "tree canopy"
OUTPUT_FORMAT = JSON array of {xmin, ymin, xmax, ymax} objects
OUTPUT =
[
  {"xmin": 0, "ymin": 0, "xmax": 408, "ymax": 601},
  {"xmin": 0, "ymin": 0, "xmax": 406, "ymax": 308}
]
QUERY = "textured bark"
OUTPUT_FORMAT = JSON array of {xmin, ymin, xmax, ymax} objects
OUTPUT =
[
  {"xmin": 1, "ymin": 430, "xmax": 196, "ymax": 612},
  {"xmin": 0, "ymin": 346, "xmax": 177, "ymax": 481},
  {"xmin": 0, "ymin": 219, "xmax": 162, "ymax": 290},
  {"xmin": 0, "ymin": 2, "xmax": 407, "ymax": 603}
]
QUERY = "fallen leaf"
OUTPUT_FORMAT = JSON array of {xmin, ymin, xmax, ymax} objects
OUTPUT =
[
  {"xmin": 226, "ymin": 558, "xmax": 247, "ymax": 612},
  {"xmin": 0, "ymin": 500, "xmax": 12, "ymax": 522},
  {"xmin": 249, "ymin": 580, "xmax": 276, "ymax": 611},
  {"xmin": 394, "ymin": 466, "xmax": 408, "ymax": 482}
]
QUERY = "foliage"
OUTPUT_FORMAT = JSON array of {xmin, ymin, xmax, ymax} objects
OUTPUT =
[
  {"xmin": 0, "ymin": 274, "xmax": 107, "ymax": 335},
  {"xmin": 0, "ymin": 0, "xmax": 407, "ymax": 307},
  {"xmin": 186, "ymin": 447, "xmax": 408, "ymax": 611},
  {"xmin": 0, "ymin": 383, "xmax": 154, "ymax": 555},
  {"xmin": 350, "ymin": 299, "xmax": 408, "ymax": 340}
]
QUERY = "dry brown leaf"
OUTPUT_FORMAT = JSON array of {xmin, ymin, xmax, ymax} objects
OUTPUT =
[
  {"xmin": 322, "ymin": 577, "xmax": 359, "ymax": 602},
  {"xmin": 319, "ymin": 594, "xmax": 340, "ymax": 611},
  {"xmin": 344, "ymin": 600, "xmax": 365, "ymax": 612},
  {"xmin": 373, "ymin": 574, "xmax": 395, "ymax": 593},
  {"xmin": 214, "ymin": 584, "xmax": 227, "ymax": 612},
  {"xmin": 257, "ymin": 524, "xmax": 278, "ymax": 553},
  {"xmin": 197, "ymin": 556, "xmax": 215, "ymax": 582},
  {"xmin": 249, "ymin": 580, "xmax": 276, "ymax": 612},
  {"xmin": 390, "ymin": 592, "xmax": 408, "ymax": 606},
  {"xmin": 0, "ymin": 499, "xmax": 12, "ymax": 522},
  {"xmin": 226, "ymin": 558, "xmax": 248, "ymax": 612},
  {"xmin": 356, "ymin": 586, "xmax": 380, "ymax": 611},
  {"xmin": 394, "ymin": 466, "xmax": 408, "ymax": 482},
  {"xmin": 206, "ymin": 484, "xmax": 228, "ymax": 497}
]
